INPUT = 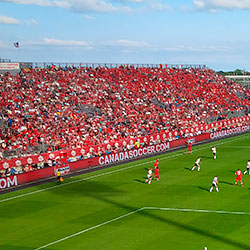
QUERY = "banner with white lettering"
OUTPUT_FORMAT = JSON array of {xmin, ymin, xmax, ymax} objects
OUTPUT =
[
  {"xmin": 0, "ymin": 176, "xmax": 18, "ymax": 189},
  {"xmin": 54, "ymin": 165, "xmax": 70, "ymax": 175}
]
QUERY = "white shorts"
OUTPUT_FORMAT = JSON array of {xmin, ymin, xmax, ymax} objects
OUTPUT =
[{"xmin": 147, "ymin": 174, "xmax": 152, "ymax": 179}]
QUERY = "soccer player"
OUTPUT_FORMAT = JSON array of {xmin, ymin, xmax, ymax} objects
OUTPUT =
[
  {"xmin": 234, "ymin": 169, "xmax": 243, "ymax": 186},
  {"xmin": 186, "ymin": 142, "xmax": 192, "ymax": 154},
  {"xmin": 191, "ymin": 157, "xmax": 201, "ymax": 171},
  {"xmin": 154, "ymin": 166, "xmax": 159, "ymax": 181},
  {"xmin": 212, "ymin": 146, "xmax": 216, "ymax": 160},
  {"xmin": 244, "ymin": 160, "xmax": 250, "ymax": 175},
  {"xmin": 210, "ymin": 176, "xmax": 219, "ymax": 192},
  {"xmin": 145, "ymin": 168, "xmax": 153, "ymax": 184},
  {"xmin": 154, "ymin": 158, "xmax": 159, "ymax": 169}
]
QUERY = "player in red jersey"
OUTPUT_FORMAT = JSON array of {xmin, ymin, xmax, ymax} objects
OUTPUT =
[
  {"xmin": 154, "ymin": 158, "xmax": 159, "ymax": 169},
  {"xmin": 186, "ymin": 142, "xmax": 192, "ymax": 154},
  {"xmin": 154, "ymin": 166, "xmax": 159, "ymax": 181},
  {"xmin": 234, "ymin": 169, "xmax": 243, "ymax": 186}
]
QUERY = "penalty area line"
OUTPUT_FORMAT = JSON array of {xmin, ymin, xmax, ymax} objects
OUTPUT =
[
  {"xmin": 34, "ymin": 206, "xmax": 250, "ymax": 249},
  {"xmin": 34, "ymin": 207, "xmax": 144, "ymax": 250},
  {"xmin": 144, "ymin": 207, "xmax": 250, "ymax": 215}
]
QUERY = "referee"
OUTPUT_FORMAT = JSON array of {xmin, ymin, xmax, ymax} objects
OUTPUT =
[{"xmin": 56, "ymin": 169, "xmax": 61, "ymax": 184}]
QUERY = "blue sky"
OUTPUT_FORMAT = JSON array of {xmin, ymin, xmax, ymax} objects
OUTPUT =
[{"xmin": 1, "ymin": 0, "xmax": 250, "ymax": 71}]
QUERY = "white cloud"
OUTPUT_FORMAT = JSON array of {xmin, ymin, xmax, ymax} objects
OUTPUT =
[
  {"xmin": 23, "ymin": 18, "xmax": 39, "ymax": 25},
  {"xmin": 43, "ymin": 38, "xmax": 90, "ymax": 47},
  {"xmin": 194, "ymin": 0, "xmax": 250, "ymax": 11},
  {"xmin": 125, "ymin": 0, "xmax": 145, "ymax": 2},
  {"xmin": 105, "ymin": 39, "xmax": 151, "ymax": 48},
  {"xmin": 149, "ymin": 2, "xmax": 172, "ymax": 11},
  {"xmin": 23, "ymin": 38, "xmax": 91, "ymax": 48},
  {"xmin": 0, "ymin": 0, "xmax": 53, "ymax": 7},
  {"xmin": 83, "ymin": 14, "xmax": 96, "ymax": 20},
  {"xmin": 0, "ymin": 15, "xmax": 19, "ymax": 24},
  {"xmin": 0, "ymin": 15, "xmax": 38, "ymax": 25},
  {"xmin": 0, "ymin": 0, "xmax": 172, "ymax": 13},
  {"xmin": 0, "ymin": 0, "xmax": 132, "ymax": 13},
  {"xmin": 66, "ymin": 0, "xmax": 130, "ymax": 13},
  {"xmin": 194, "ymin": 0, "xmax": 205, "ymax": 8},
  {"xmin": 160, "ymin": 44, "xmax": 230, "ymax": 52}
]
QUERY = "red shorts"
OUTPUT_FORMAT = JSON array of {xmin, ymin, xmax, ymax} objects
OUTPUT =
[{"xmin": 236, "ymin": 177, "xmax": 242, "ymax": 181}]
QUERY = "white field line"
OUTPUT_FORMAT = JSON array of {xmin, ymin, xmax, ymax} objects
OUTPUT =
[
  {"xmin": 34, "ymin": 206, "xmax": 250, "ymax": 249},
  {"xmin": 34, "ymin": 207, "xmax": 144, "ymax": 250},
  {"xmin": 0, "ymin": 133, "xmax": 250, "ymax": 204},
  {"xmin": 144, "ymin": 207, "xmax": 250, "ymax": 215},
  {"xmin": 218, "ymin": 145, "xmax": 250, "ymax": 148}
]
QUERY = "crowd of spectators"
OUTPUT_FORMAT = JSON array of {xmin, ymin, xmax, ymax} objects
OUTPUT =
[{"xmin": 1, "ymin": 66, "xmax": 250, "ymax": 160}]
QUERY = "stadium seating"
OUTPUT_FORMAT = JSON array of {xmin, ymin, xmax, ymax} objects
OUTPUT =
[{"xmin": 1, "ymin": 66, "xmax": 250, "ymax": 160}]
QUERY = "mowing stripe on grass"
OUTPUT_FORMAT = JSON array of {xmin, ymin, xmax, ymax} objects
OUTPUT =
[
  {"xmin": 34, "ymin": 207, "xmax": 144, "ymax": 250},
  {"xmin": 1, "ymin": 133, "xmax": 250, "ymax": 204},
  {"xmin": 34, "ymin": 206, "xmax": 250, "ymax": 249}
]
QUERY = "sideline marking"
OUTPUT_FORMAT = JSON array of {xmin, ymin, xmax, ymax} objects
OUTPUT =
[
  {"xmin": 34, "ymin": 206, "xmax": 250, "ymax": 249},
  {"xmin": 1, "ymin": 134, "xmax": 250, "ymax": 203}
]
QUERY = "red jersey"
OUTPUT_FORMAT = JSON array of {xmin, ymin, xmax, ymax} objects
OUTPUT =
[
  {"xmin": 235, "ymin": 170, "xmax": 243, "ymax": 177},
  {"xmin": 235, "ymin": 170, "xmax": 243, "ymax": 181},
  {"xmin": 188, "ymin": 143, "xmax": 192, "ymax": 149},
  {"xmin": 155, "ymin": 168, "xmax": 159, "ymax": 175},
  {"xmin": 154, "ymin": 159, "xmax": 159, "ymax": 168}
]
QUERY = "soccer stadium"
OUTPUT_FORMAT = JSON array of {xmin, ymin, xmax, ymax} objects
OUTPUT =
[{"xmin": 2, "ymin": 1, "xmax": 250, "ymax": 250}]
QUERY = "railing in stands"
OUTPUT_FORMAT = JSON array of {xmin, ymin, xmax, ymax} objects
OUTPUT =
[{"xmin": 24, "ymin": 62, "xmax": 206, "ymax": 69}]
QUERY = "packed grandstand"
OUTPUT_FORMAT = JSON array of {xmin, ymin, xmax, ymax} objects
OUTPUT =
[{"xmin": 1, "ymin": 65, "xmax": 250, "ymax": 175}]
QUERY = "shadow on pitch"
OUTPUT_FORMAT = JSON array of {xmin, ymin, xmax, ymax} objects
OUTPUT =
[
  {"xmin": 184, "ymin": 167, "xmax": 192, "ymax": 171},
  {"xmin": 48, "ymin": 179, "xmax": 124, "ymax": 197},
  {"xmin": 46, "ymin": 175, "xmax": 250, "ymax": 249},
  {"xmin": 198, "ymin": 186, "xmax": 209, "ymax": 192},
  {"xmin": 93, "ymin": 195, "xmax": 250, "ymax": 250},
  {"xmin": 134, "ymin": 179, "xmax": 146, "ymax": 184},
  {"xmin": 49, "ymin": 178, "xmax": 250, "ymax": 250},
  {"xmin": 220, "ymin": 180, "xmax": 234, "ymax": 186}
]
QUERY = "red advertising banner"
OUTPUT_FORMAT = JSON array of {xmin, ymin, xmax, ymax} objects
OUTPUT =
[
  {"xmin": 1, "ymin": 121, "xmax": 250, "ymax": 189},
  {"xmin": 1, "ymin": 117, "xmax": 250, "ymax": 170}
]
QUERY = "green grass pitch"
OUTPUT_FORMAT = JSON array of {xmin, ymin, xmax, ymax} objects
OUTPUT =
[{"xmin": 1, "ymin": 133, "xmax": 250, "ymax": 250}]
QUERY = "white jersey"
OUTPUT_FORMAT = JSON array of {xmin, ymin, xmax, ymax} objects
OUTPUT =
[
  {"xmin": 212, "ymin": 176, "xmax": 218, "ymax": 186},
  {"xmin": 147, "ymin": 169, "xmax": 152, "ymax": 178},
  {"xmin": 195, "ymin": 158, "xmax": 201, "ymax": 165},
  {"xmin": 212, "ymin": 147, "xmax": 216, "ymax": 154},
  {"xmin": 247, "ymin": 161, "xmax": 250, "ymax": 169}
]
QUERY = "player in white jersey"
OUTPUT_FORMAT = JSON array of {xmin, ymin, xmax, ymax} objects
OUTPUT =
[
  {"xmin": 212, "ymin": 146, "xmax": 216, "ymax": 160},
  {"xmin": 145, "ymin": 168, "xmax": 153, "ymax": 184},
  {"xmin": 244, "ymin": 160, "xmax": 250, "ymax": 175},
  {"xmin": 191, "ymin": 157, "xmax": 201, "ymax": 171},
  {"xmin": 210, "ymin": 176, "xmax": 219, "ymax": 192}
]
